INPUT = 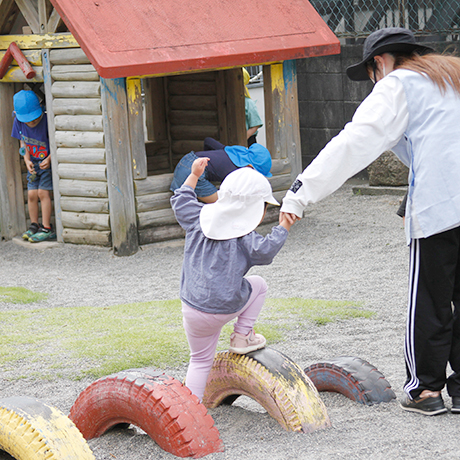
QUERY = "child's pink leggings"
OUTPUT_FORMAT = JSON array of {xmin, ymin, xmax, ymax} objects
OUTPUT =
[{"xmin": 182, "ymin": 275, "xmax": 268, "ymax": 401}]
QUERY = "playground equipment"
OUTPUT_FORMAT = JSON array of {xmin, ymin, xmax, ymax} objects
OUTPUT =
[
  {"xmin": 202, "ymin": 347, "xmax": 331, "ymax": 433},
  {"xmin": 0, "ymin": 396, "xmax": 95, "ymax": 459},
  {"xmin": 304, "ymin": 356, "xmax": 396, "ymax": 405},
  {"xmin": 69, "ymin": 368, "xmax": 224, "ymax": 459}
]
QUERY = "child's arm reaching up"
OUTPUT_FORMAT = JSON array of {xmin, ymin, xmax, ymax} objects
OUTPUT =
[{"xmin": 184, "ymin": 158, "xmax": 209, "ymax": 189}]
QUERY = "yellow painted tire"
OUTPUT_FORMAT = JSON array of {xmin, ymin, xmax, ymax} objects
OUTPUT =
[
  {"xmin": 202, "ymin": 347, "xmax": 331, "ymax": 433},
  {"xmin": 0, "ymin": 396, "xmax": 95, "ymax": 460}
]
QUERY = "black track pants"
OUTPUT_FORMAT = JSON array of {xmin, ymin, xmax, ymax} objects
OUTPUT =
[{"xmin": 404, "ymin": 226, "xmax": 460, "ymax": 399}]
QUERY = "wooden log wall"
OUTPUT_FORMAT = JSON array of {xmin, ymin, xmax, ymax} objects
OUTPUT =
[{"xmin": 47, "ymin": 48, "xmax": 110, "ymax": 246}]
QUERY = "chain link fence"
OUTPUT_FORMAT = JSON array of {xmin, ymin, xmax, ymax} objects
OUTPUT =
[{"xmin": 310, "ymin": 0, "xmax": 460, "ymax": 38}]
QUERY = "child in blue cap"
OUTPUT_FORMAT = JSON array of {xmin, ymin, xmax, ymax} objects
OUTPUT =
[{"xmin": 11, "ymin": 90, "xmax": 55, "ymax": 242}]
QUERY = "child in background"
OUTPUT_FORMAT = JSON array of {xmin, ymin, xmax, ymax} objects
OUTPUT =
[
  {"xmin": 171, "ymin": 159, "xmax": 293, "ymax": 401},
  {"xmin": 243, "ymin": 68, "xmax": 263, "ymax": 146},
  {"xmin": 11, "ymin": 90, "xmax": 55, "ymax": 242}
]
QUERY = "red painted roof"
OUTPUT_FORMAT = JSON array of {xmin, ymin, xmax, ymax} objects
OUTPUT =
[{"xmin": 50, "ymin": 0, "xmax": 340, "ymax": 79}]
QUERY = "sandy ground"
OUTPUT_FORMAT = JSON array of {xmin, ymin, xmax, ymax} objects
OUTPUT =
[{"xmin": 0, "ymin": 180, "xmax": 458, "ymax": 460}]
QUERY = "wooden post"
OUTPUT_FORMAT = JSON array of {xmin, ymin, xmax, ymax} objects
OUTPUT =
[
  {"xmin": 264, "ymin": 61, "xmax": 302, "ymax": 179},
  {"xmin": 0, "ymin": 83, "xmax": 26, "ymax": 239},
  {"xmin": 101, "ymin": 77, "xmax": 138, "ymax": 256},
  {"xmin": 126, "ymin": 78, "xmax": 147, "ymax": 179},
  {"xmin": 224, "ymin": 68, "xmax": 246, "ymax": 146},
  {"xmin": 42, "ymin": 48, "xmax": 64, "ymax": 242},
  {"xmin": 283, "ymin": 60, "xmax": 302, "ymax": 180}
]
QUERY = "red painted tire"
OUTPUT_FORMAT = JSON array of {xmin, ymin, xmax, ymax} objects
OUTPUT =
[
  {"xmin": 202, "ymin": 348, "xmax": 330, "ymax": 433},
  {"xmin": 69, "ymin": 368, "xmax": 224, "ymax": 458},
  {"xmin": 304, "ymin": 356, "xmax": 396, "ymax": 405}
]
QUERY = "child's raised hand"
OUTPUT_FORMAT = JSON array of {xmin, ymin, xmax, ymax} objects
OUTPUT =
[{"xmin": 191, "ymin": 157, "xmax": 209, "ymax": 178}]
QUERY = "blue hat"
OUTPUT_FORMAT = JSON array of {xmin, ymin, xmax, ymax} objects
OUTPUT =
[
  {"xmin": 13, "ymin": 90, "xmax": 43, "ymax": 123},
  {"xmin": 224, "ymin": 144, "xmax": 273, "ymax": 177}
]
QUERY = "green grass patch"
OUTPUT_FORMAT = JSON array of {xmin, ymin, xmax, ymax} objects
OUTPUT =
[
  {"xmin": 0, "ymin": 289, "xmax": 374, "ymax": 380},
  {"xmin": 0, "ymin": 286, "xmax": 48, "ymax": 304}
]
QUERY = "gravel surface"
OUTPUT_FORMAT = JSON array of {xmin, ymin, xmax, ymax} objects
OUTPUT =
[{"xmin": 0, "ymin": 180, "xmax": 457, "ymax": 459}]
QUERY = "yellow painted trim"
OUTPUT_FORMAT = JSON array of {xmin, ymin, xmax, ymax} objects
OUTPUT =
[
  {"xmin": 270, "ymin": 63, "xmax": 284, "ymax": 94},
  {"xmin": 0, "ymin": 66, "xmax": 43, "ymax": 83},
  {"xmin": 128, "ymin": 62, "xmax": 282, "ymax": 80},
  {"xmin": 0, "ymin": 33, "xmax": 79, "ymax": 50},
  {"xmin": 126, "ymin": 77, "xmax": 141, "ymax": 115}
]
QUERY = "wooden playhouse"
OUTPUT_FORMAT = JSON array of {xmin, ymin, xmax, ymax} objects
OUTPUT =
[{"xmin": 0, "ymin": 0, "xmax": 340, "ymax": 256}]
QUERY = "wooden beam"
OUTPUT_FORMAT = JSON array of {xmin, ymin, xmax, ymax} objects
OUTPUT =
[
  {"xmin": 0, "ymin": 33, "xmax": 79, "ymax": 50},
  {"xmin": 42, "ymin": 49, "xmax": 63, "ymax": 241},
  {"xmin": 15, "ymin": 0, "xmax": 40, "ymax": 34},
  {"xmin": 0, "ymin": 0, "xmax": 19, "ymax": 35},
  {"xmin": 224, "ymin": 68, "xmax": 246, "ymax": 146},
  {"xmin": 0, "ymin": 83, "xmax": 26, "ymax": 239},
  {"xmin": 126, "ymin": 77, "xmax": 147, "ymax": 180},
  {"xmin": 38, "ymin": 0, "xmax": 47, "ymax": 33},
  {"xmin": 47, "ymin": 7, "xmax": 61, "ymax": 33},
  {"xmin": 101, "ymin": 77, "xmax": 138, "ymax": 256}
]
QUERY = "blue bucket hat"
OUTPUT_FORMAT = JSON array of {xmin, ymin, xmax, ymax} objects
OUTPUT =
[
  {"xmin": 224, "ymin": 144, "xmax": 273, "ymax": 177},
  {"xmin": 13, "ymin": 90, "xmax": 43, "ymax": 123}
]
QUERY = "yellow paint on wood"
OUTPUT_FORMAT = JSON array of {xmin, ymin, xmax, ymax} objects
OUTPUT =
[
  {"xmin": 270, "ymin": 63, "xmax": 284, "ymax": 94},
  {"xmin": 0, "ymin": 66, "xmax": 43, "ymax": 83},
  {"xmin": 126, "ymin": 77, "xmax": 141, "ymax": 115},
  {"xmin": 0, "ymin": 49, "xmax": 42, "ymax": 66},
  {"xmin": 0, "ymin": 33, "xmax": 79, "ymax": 50}
]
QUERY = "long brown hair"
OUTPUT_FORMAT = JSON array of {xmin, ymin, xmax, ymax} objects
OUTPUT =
[{"xmin": 394, "ymin": 52, "xmax": 460, "ymax": 96}]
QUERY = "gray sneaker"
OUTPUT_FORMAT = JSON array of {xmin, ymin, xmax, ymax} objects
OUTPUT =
[
  {"xmin": 451, "ymin": 396, "xmax": 460, "ymax": 414},
  {"xmin": 400, "ymin": 393, "xmax": 447, "ymax": 416}
]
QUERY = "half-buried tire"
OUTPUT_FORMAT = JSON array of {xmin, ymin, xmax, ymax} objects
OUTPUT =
[
  {"xmin": 69, "ymin": 368, "xmax": 224, "ymax": 458},
  {"xmin": 0, "ymin": 396, "xmax": 95, "ymax": 459},
  {"xmin": 202, "ymin": 347, "xmax": 331, "ymax": 433},
  {"xmin": 304, "ymin": 356, "xmax": 396, "ymax": 405}
]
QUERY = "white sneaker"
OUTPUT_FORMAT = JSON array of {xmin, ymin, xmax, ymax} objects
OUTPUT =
[{"xmin": 229, "ymin": 330, "xmax": 266, "ymax": 354}]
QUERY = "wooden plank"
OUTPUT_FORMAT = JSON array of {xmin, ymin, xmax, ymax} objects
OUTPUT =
[
  {"xmin": 49, "ymin": 48, "xmax": 90, "ymax": 65},
  {"xmin": 55, "ymin": 131, "xmax": 104, "ymax": 148},
  {"xmin": 62, "ymin": 228, "xmax": 111, "ymax": 246},
  {"xmin": 169, "ymin": 110, "xmax": 217, "ymax": 126},
  {"xmin": 15, "ymin": 0, "xmax": 40, "ymax": 34},
  {"xmin": 0, "ymin": 49, "xmax": 41, "ymax": 66},
  {"xmin": 52, "ymin": 81, "xmax": 100, "ymax": 98},
  {"xmin": 169, "ymin": 95, "xmax": 216, "ymax": 111},
  {"xmin": 264, "ymin": 64, "xmax": 285, "ymax": 160},
  {"xmin": 0, "ymin": 84, "xmax": 26, "ymax": 239},
  {"xmin": 0, "ymin": 33, "xmax": 79, "ymax": 50},
  {"xmin": 170, "ymin": 124, "xmax": 219, "ymax": 140},
  {"xmin": 47, "ymin": 8, "xmax": 62, "ymax": 33},
  {"xmin": 0, "ymin": 0, "xmax": 19, "ymax": 36},
  {"xmin": 58, "ymin": 163, "xmax": 107, "ymax": 181},
  {"xmin": 38, "ymin": 0, "xmax": 47, "ymax": 33},
  {"xmin": 51, "ymin": 64, "xmax": 99, "ymax": 81},
  {"xmin": 54, "ymin": 115, "xmax": 103, "ymax": 132},
  {"xmin": 137, "ymin": 208, "xmax": 177, "ymax": 229},
  {"xmin": 171, "ymin": 140, "xmax": 203, "ymax": 155},
  {"xmin": 59, "ymin": 179, "xmax": 108, "ymax": 197},
  {"xmin": 61, "ymin": 210, "xmax": 110, "ymax": 231},
  {"xmin": 134, "ymin": 173, "xmax": 174, "ymax": 196},
  {"xmin": 138, "ymin": 224, "xmax": 185, "ymax": 245},
  {"xmin": 144, "ymin": 77, "xmax": 167, "ymax": 142},
  {"xmin": 60, "ymin": 196, "xmax": 109, "ymax": 213},
  {"xmin": 268, "ymin": 173, "xmax": 292, "ymax": 192},
  {"xmin": 168, "ymin": 80, "xmax": 216, "ymax": 96},
  {"xmin": 127, "ymin": 77, "xmax": 147, "ymax": 179},
  {"xmin": 42, "ymin": 49, "xmax": 63, "ymax": 242},
  {"xmin": 0, "ymin": 65, "xmax": 43, "ymax": 82},
  {"xmin": 57, "ymin": 147, "xmax": 105, "ymax": 164},
  {"xmin": 135, "ymin": 191, "xmax": 172, "ymax": 212},
  {"xmin": 224, "ymin": 68, "xmax": 246, "ymax": 146},
  {"xmin": 101, "ymin": 77, "xmax": 138, "ymax": 256},
  {"xmin": 283, "ymin": 60, "xmax": 302, "ymax": 180},
  {"xmin": 53, "ymin": 98, "xmax": 102, "ymax": 115},
  {"xmin": 215, "ymin": 70, "xmax": 228, "ymax": 145},
  {"xmin": 271, "ymin": 158, "xmax": 291, "ymax": 176}
]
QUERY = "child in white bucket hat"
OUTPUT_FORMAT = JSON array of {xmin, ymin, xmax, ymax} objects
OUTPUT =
[{"xmin": 171, "ymin": 158, "xmax": 294, "ymax": 401}]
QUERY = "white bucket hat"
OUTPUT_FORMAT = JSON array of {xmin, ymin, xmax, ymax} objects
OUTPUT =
[{"xmin": 200, "ymin": 167, "xmax": 279, "ymax": 240}]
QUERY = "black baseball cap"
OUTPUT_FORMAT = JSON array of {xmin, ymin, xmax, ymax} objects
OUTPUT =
[{"xmin": 346, "ymin": 27, "xmax": 434, "ymax": 81}]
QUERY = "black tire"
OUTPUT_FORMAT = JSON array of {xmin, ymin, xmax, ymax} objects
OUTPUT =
[{"xmin": 304, "ymin": 356, "xmax": 396, "ymax": 405}]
